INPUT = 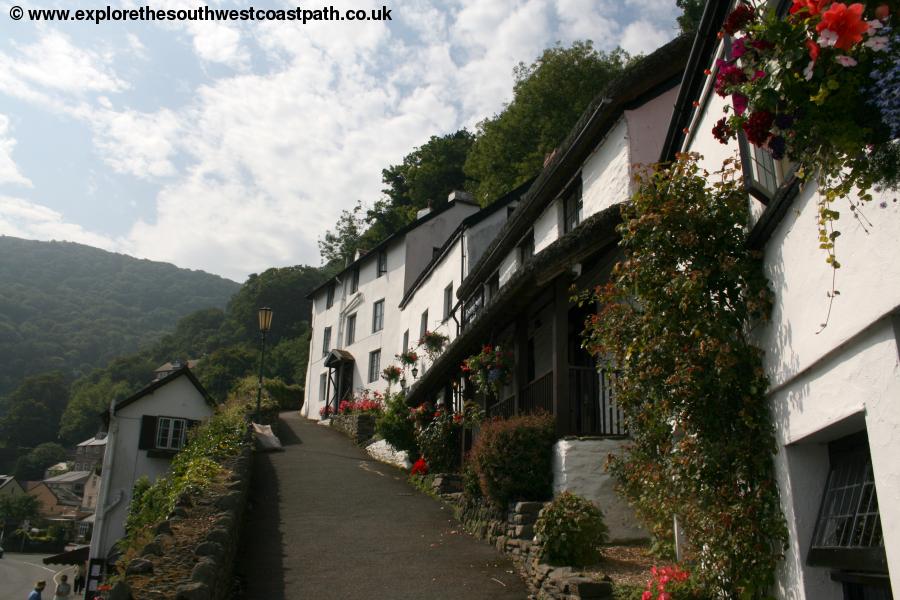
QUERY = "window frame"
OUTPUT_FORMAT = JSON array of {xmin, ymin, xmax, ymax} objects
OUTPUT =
[
  {"xmin": 345, "ymin": 313, "xmax": 356, "ymax": 346},
  {"xmin": 372, "ymin": 299, "xmax": 385, "ymax": 333},
  {"xmin": 402, "ymin": 330, "xmax": 409, "ymax": 352},
  {"xmin": 350, "ymin": 267, "xmax": 359, "ymax": 293},
  {"xmin": 326, "ymin": 281, "xmax": 336, "ymax": 309},
  {"xmin": 443, "ymin": 283, "xmax": 453, "ymax": 322},
  {"xmin": 322, "ymin": 326, "xmax": 332, "ymax": 356},
  {"xmin": 377, "ymin": 250, "xmax": 388, "ymax": 277},
  {"xmin": 156, "ymin": 417, "xmax": 188, "ymax": 451},
  {"xmin": 319, "ymin": 373, "xmax": 327, "ymax": 402},
  {"xmin": 518, "ymin": 230, "xmax": 535, "ymax": 264},
  {"xmin": 368, "ymin": 349, "xmax": 381, "ymax": 383},
  {"xmin": 420, "ymin": 309, "xmax": 429, "ymax": 340},
  {"xmin": 562, "ymin": 181, "xmax": 583, "ymax": 234}
]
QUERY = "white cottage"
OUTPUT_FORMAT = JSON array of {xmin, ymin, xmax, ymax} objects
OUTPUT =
[
  {"xmin": 87, "ymin": 366, "xmax": 215, "ymax": 587},
  {"xmin": 663, "ymin": 2, "xmax": 899, "ymax": 597}
]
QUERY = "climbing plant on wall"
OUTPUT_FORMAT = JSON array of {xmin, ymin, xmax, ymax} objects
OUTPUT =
[{"xmin": 578, "ymin": 154, "xmax": 788, "ymax": 598}]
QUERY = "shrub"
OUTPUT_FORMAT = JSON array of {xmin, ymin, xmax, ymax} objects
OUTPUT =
[
  {"xmin": 462, "ymin": 459, "xmax": 482, "ymax": 501},
  {"xmin": 638, "ymin": 565, "xmax": 710, "ymax": 600},
  {"xmin": 535, "ymin": 492, "xmax": 608, "ymax": 566},
  {"xmin": 470, "ymin": 413, "xmax": 556, "ymax": 507},
  {"xmin": 375, "ymin": 391, "xmax": 419, "ymax": 459},
  {"xmin": 416, "ymin": 410, "xmax": 461, "ymax": 473}
]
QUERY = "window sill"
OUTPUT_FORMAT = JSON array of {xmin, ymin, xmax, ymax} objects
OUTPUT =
[{"xmin": 146, "ymin": 449, "xmax": 179, "ymax": 459}]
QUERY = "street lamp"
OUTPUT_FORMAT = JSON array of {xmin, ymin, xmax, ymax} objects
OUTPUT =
[{"xmin": 256, "ymin": 307, "xmax": 274, "ymax": 422}]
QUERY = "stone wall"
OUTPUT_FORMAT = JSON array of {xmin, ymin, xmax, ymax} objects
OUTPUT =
[
  {"xmin": 330, "ymin": 413, "xmax": 376, "ymax": 444},
  {"xmin": 111, "ymin": 438, "xmax": 253, "ymax": 600},
  {"xmin": 452, "ymin": 495, "xmax": 614, "ymax": 600},
  {"xmin": 552, "ymin": 438, "xmax": 648, "ymax": 542}
]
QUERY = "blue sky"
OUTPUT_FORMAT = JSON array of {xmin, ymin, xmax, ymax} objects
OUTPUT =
[{"xmin": 0, "ymin": 0, "xmax": 682, "ymax": 282}]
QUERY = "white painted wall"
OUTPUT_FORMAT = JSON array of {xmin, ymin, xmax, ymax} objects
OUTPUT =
[
  {"xmin": 94, "ymin": 375, "xmax": 214, "ymax": 558},
  {"xmin": 626, "ymin": 86, "xmax": 680, "ymax": 169},
  {"xmin": 498, "ymin": 251, "xmax": 519, "ymax": 288},
  {"xmin": 582, "ymin": 117, "xmax": 630, "ymax": 218},
  {"xmin": 686, "ymin": 43, "xmax": 900, "ymax": 598},
  {"xmin": 533, "ymin": 199, "xmax": 561, "ymax": 254},
  {"xmin": 553, "ymin": 439, "xmax": 648, "ymax": 542}
]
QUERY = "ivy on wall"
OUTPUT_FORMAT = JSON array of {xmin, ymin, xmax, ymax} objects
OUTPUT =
[{"xmin": 578, "ymin": 154, "xmax": 788, "ymax": 598}]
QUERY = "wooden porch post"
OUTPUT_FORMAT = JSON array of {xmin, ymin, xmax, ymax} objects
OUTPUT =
[
  {"xmin": 552, "ymin": 277, "xmax": 570, "ymax": 437},
  {"xmin": 513, "ymin": 314, "xmax": 528, "ymax": 416}
]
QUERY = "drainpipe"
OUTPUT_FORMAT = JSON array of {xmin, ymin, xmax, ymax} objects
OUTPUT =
[{"xmin": 88, "ymin": 400, "xmax": 120, "ymax": 574}]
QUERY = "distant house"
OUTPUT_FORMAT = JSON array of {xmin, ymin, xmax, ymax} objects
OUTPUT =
[
  {"xmin": 43, "ymin": 462, "xmax": 70, "ymax": 480},
  {"xmin": 0, "ymin": 474, "xmax": 25, "ymax": 498},
  {"xmin": 88, "ymin": 366, "xmax": 216, "ymax": 588},
  {"xmin": 72, "ymin": 435, "xmax": 107, "ymax": 472},
  {"xmin": 44, "ymin": 470, "xmax": 93, "ymax": 498},
  {"xmin": 153, "ymin": 359, "xmax": 199, "ymax": 381},
  {"xmin": 27, "ymin": 481, "xmax": 81, "ymax": 519}
]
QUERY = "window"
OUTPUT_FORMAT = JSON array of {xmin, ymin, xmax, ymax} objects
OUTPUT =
[
  {"xmin": 563, "ymin": 182, "xmax": 583, "ymax": 233},
  {"xmin": 402, "ymin": 330, "xmax": 409, "ymax": 352},
  {"xmin": 808, "ymin": 432, "xmax": 887, "ymax": 573},
  {"xmin": 372, "ymin": 299, "xmax": 385, "ymax": 332},
  {"xmin": 377, "ymin": 250, "xmax": 388, "ymax": 277},
  {"xmin": 420, "ymin": 309, "xmax": 429, "ymax": 340},
  {"xmin": 345, "ymin": 313, "xmax": 356, "ymax": 346},
  {"xmin": 443, "ymin": 284, "xmax": 453, "ymax": 321},
  {"xmin": 326, "ymin": 282, "xmax": 336, "ymax": 309},
  {"xmin": 319, "ymin": 373, "xmax": 327, "ymax": 402},
  {"xmin": 487, "ymin": 273, "xmax": 500, "ymax": 300},
  {"xmin": 322, "ymin": 327, "xmax": 332, "ymax": 356},
  {"xmin": 368, "ymin": 349, "xmax": 381, "ymax": 383},
  {"xmin": 156, "ymin": 417, "xmax": 187, "ymax": 450},
  {"xmin": 350, "ymin": 268, "xmax": 359, "ymax": 293},
  {"xmin": 519, "ymin": 230, "xmax": 535, "ymax": 263}
]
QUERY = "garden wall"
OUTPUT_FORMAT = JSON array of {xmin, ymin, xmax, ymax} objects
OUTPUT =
[
  {"xmin": 330, "ymin": 413, "xmax": 376, "ymax": 444},
  {"xmin": 552, "ymin": 439, "xmax": 648, "ymax": 542}
]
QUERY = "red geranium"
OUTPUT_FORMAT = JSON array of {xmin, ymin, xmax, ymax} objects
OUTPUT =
[
  {"xmin": 723, "ymin": 3, "xmax": 755, "ymax": 35},
  {"xmin": 790, "ymin": 0, "xmax": 829, "ymax": 16},
  {"xmin": 411, "ymin": 457, "xmax": 428, "ymax": 476},
  {"xmin": 816, "ymin": 3, "xmax": 869, "ymax": 50},
  {"xmin": 806, "ymin": 38, "xmax": 820, "ymax": 61},
  {"xmin": 742, "ymin": 110, "xmax": 775, "ymax": 146}
]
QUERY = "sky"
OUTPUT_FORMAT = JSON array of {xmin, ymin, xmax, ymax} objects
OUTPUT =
[{"xmin": 0, "ymin": 0, "xmax": 682, "ymax": 282}]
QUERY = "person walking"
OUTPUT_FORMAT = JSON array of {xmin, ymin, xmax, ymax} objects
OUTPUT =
[
  {"xmin": 27, "ymin": 580, "xmax": 46, "ymax": 600},
  {"xmin": 52, "ymin": 572, "xmax": 71, "ymax": 598},
  {"xmin": 73, "ymin": 564, "xmax": 85, "ymax": 595}
]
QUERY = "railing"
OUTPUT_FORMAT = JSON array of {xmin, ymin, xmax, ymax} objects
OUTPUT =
[
  {"xmin": 487, "ymin": 395, "xmax": 515, "ymax": 419},
  {"xmin": 569, "ymin": 366, "xmax": 627, "ymax": 436},
  {"xmin": 520, "ymin": 371, "xmax": 553, "ymax": 415}
]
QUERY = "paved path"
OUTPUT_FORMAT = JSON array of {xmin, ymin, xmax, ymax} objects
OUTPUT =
[
  {"xmin": 235, "ymin": 411, "xmax": 528, "ymax": 600},
  {"xmin": 0, "ymin": 553, "xmax": 70, "ymax": 600}
]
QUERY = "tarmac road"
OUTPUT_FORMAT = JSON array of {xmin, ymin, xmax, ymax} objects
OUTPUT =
[{"xmin": 0, "ymin": 553, "xmax": 72, "ymax": 600}]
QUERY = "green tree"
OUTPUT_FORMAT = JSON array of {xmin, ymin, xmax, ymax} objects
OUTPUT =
[
  {"xmin": 464, "ymin": 41, "xmax": 629, "ymax": 205},
  {"xmin": 267, "ymin": 329, "xmax": 311, "ymax": 385},
  {"xmin": 13, "ymin": 442, "xmax": 68, "ymax": 480},
  {"xmin": 59, "ymin": 376, "xmax": 131, "ymax": 444},
  {"xmin": 0, "ymin": 372, "xmax": 70, "ymax": 449},
  {"xmin": 318, "ymin": 201, "xmax": 368, "ymax": 266},
  {"xmin": 195, "ymin": 345, "xmax": 258, "ymax": 401},
  {"xmin": 0, "ymin": 494, "xmax": 39, "ymax": 537},
  {"xmin": 677, "ymin": 0, "xmax": 706, "ymax": 33}
]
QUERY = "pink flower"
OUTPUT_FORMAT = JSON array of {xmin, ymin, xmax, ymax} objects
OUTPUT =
[
  {"xmin": 835, "ymin": 54, "xmax": 858, "ymax": 66},
  {"xmin": 753, "ymin": 70, "xmax": 766, "ymax": 80},
  {"xmin": 732, "ymin": 93, "xmax": 749, "ymax": 116},
  {"xmin": 819, "ymin": 29, "xmax": 839, "ymax": 47},
  {"xmin": 641, "ymin": 593, "xmax": 652, "ymax": 600},
  {"xmin": 865, "ymin": 36, "xmax": 889, "ymax": 51}
]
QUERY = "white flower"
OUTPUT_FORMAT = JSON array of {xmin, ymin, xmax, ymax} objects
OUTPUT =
[
  {"xmin": 835, "ymin": 55, "xmax": 858, "ymax": 67},
  {"xmin": 819, "ymin": 29, "xmax": 839, "ymax": 47},
  {"xmin": 867, "ymin": 19, "xmax": 883, "ymax": 31},
  {"xmin": 865, "ymin": 36, "xmax": 889, "ymax": 51},
  {"xmin": 804, "ymin": 60, "xmax": 816, "ymax": 80}
]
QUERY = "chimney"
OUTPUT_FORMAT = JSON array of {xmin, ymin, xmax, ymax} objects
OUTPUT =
[
  {"xmin": 447, "ymin": 190, "xmax": 475, "ymax": 204},
  {"xmin": 416, "ymin": 200, "xmax": 433, "ymax": 220}
]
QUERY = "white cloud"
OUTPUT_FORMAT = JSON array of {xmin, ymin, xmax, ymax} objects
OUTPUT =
[
  {"xmin": 91, "ymin": 108, "xmax": 181, "ymax": 179},
  {"xmin": 619, "ymin": 19, "xmax": 674, "ymax": 55},
  {"xmin": 0, "ymin": 196, "xmax": 117, "ymax": 249},
  {"xmin": 0, "ymin": 115, "xmax": 32, "ymax": 188},
  {"xmin": 188, "ymin": 23, "xmax": 248, "ymax": 67}
]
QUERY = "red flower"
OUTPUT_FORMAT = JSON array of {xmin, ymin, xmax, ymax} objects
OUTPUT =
[
  {"xmin": 712, "ymin": 117, "xmax": 733, "ymax": 144},
  {"xmin": 790, "ymin": 0, "xmax": 829, "ymax": 16},
  {"xmin": 411, "ymin": 457, "xmax": 429, "ymax": 476},
  {"xmin": 806, "ymin": 38, "xmax": 820, "ymax": 61},
  {"xmin": 816, "ymin": 3, "xmax": 869, "ymax": 50},
  {"xmin": 482, "ymin": 344, "xmax": 493, "ymax": 353},
  {"xmin": 742, "ymin": 110, "xmax": 775, "ymax": 146},
  {"xmin": 723, "ymin": 3, "xmax": 755, "ymax": 35}
]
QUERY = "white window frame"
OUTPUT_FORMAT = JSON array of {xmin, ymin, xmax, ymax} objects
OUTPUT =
[{"xmin": 156, "ymin": 417, "xmax": 187, "ymax": 450}]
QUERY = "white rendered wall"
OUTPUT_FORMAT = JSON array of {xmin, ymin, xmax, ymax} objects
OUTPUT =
[
  {"xmin": 626, "ymin": 86, "xmax": 680, "ymax": 169},
  {"xmin": 552, "ymin": 439, "xmax": 649, "ymax": 542},
  {"xmin": 534, "ymin": 199, "xmax": 561, "ymax": 253},
  {"xmin": 498, "ymin": 251, "xmax": 519, "ymax": 288},
  {"xmin": 404, "ymin": 203, "xmax": 479, "ymax": 293},
  {"xmin": 686, "ymin": 47, "xmax": 900, "ymax": 598},
  {"xmin": 99, "ymin": 377, "xmax": 213, "ymax": 556},
  {"xmin": 582, "ymin": 117, "xmax": 630, "ymax": 219}
]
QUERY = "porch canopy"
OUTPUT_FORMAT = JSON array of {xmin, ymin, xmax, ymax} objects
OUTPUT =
[
  {"xmin": 406, "ymin": 205, "xmax": 621, "ymax": 409},
  {"xmin": 324, "ymin": 348, "xmax": 354, "ymax": 368}
]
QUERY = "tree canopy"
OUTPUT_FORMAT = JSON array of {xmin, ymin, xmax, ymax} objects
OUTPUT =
[{"xmin": 677, "ymin": 0, "xmax": 706, "ymax": 33}]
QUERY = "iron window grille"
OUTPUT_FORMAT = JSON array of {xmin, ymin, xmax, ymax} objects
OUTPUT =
[
  {"xmin": 372, "ymin": 299, "xmax": 385, "ymax": 332},
  {"xmin": 808, "ymin": 431, "xmax": 887, "ymax": 573}
]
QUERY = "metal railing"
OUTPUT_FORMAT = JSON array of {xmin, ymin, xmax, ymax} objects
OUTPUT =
[
  {"xmin": 520, "ymin": 371, "xmax": 553, "ymax": 415},
  {"xmin": 487, "ymin": 395, "xmax": 515, "ymax": 419},
  {"xmin": 569, "ymin": 366, "xmax": 627, "ymax": 436}
]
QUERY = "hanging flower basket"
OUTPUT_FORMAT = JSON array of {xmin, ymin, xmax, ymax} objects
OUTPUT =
[
  {"xmin": 462, "ymin": 344, "xmax": 514, "ymax": 399},
  {"xmin": 382, "ymin": 364, "xmax": 402, "ymax": 384},
  {"xmin": 396, "ymin": 350, "xmax": 419, "ymax": 367},
  {"xmin": 712, "ymin": 1, "xmax": 900, "ymax": 267},
  {"xmin": 418, "ymin": 330, "xmax": 449, "ymax": 360}
]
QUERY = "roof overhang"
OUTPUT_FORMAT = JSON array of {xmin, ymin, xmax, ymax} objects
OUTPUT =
[{"xmin": 324, "ymin": 349, "xmax": 355, "ymax": 368}]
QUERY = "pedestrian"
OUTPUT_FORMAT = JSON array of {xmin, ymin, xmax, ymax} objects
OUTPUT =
[
  {"xmin": 27, "ymin": 580, "xmax": 46, "ymax": 600},
  {"xmin": 53, "ymin": 572, "xmax": 71, "ymax": 598},
  {"xmin": 73, "ymin": 564, "xmax": 85, "ymax": 594}
]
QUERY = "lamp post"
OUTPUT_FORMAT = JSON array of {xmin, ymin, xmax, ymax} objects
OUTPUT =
[{"xmin": 256, "ymin": 307, "xmax": 274, "ymax": 422}]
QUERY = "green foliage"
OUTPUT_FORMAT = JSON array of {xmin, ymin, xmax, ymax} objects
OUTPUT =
[
  {"xmin": 0, "ymin": 494, "xmax": 39, "ymax": 526},
  {"xmin": 676, "ymin": 0, "xmax": 706, "ymax": 33},
  {"xmin": 13, "ymin": 442, "xmax": 68, "ymax": 480},
  {"xmin": 464, "ymin": 42, "xmax": 629, "ymax": 205},
  {"xmin": 375, "ymin": 391, "xmax": 419, "ymax": 460},
  {"xmin": 0, "ymin": 372, "xmax": 70, "ymax": 449},
  {"xmin": 0, "ymin": 236, "xmax": 239, "ymax": 395},
  {"xmin": 579, "ymin": 155, "xmax": 787, "ymax": 597},
  {"xmin": 195, "ymin": 345, "xmax": 258, "ymax": 401},
  {"xmin": 416, "ymin": 411, "xmax": 460, "ymax": 473},
  {"xmin": 318, "ymin": 201, "xmax": 368, "ymax": 265},
  {"xmin": 535, "ymin": 492, "xmax": 608, "ymax": 566},
  {"xmin": 124, "ymin": 403, "xmax": 247, "ymax": 543},
  {"xmin": 469, "ymin": 413, "xmax": 556, "ymax": 507},
  {"xmin": 59, "ymin": 376, "xmax": 132, "ymax": 444},
  {"xmin": 461, "ymin": 460, "xmax": 482, "ymax": 501}
]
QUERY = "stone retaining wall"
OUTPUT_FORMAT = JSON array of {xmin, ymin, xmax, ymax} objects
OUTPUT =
[
  {"xmin": 330, "ymin": 413, "xmax": 376, "ymax": 444},
  {"xmin": 111, "ymin": 434, "xmax": 254, "ymax": 600},
  {"xmin": 447, "ymin": 491, "xmax": 614, "ymax": 600}
]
